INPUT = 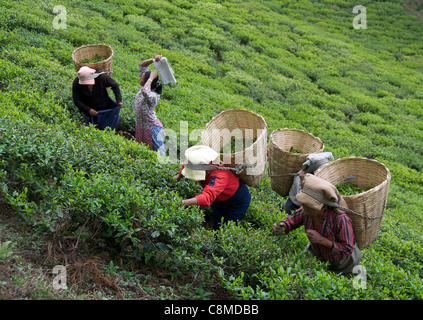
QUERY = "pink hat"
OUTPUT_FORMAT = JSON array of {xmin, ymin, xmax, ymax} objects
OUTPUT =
[{"xmin": 77, "ymin": 66, "xmax": 96, "ymax": 85}]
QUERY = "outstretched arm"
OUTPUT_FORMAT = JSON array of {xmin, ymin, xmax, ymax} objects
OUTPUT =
[
  {"xmin": 182, "ymin": 198, "xmax": 198, "ymax": 207},
  {"xmin": 139, "ymin": 55, "xmax": 162, "ymax": 67},
  {"xmin": 272, "ymin": 209, "xmax": 305, "ymax": 235},
  {"xmin": 272, "ymin": 221, "xmax": 288, "ymax": 235}
]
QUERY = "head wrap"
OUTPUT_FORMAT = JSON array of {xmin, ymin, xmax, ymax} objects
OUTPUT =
[
  {"xmin": 181, "ymin": 145, "xmax": 219, "ymax": 181},
  {"xmin": 77, "ymin": 66, "xmax": 104, "ymax": 85},
  {"xmin": 296, "ymin": 174, "xmax": 348, "ymax": 213}
]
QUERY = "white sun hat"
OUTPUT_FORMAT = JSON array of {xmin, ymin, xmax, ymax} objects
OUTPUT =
[{"xmin": 181, "ymin": 145, "xmax": 219, "ymax": 181}]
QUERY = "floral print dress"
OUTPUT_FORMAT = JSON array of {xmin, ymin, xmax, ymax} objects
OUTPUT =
[{"xmin": 134, "ymin": 65, "xmax": 164, "ymax": 151}]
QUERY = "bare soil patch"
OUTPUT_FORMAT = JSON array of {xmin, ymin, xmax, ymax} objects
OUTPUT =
[{"xmin": 0, "ymin": 194, "xmax": 233, "ymax": 300}]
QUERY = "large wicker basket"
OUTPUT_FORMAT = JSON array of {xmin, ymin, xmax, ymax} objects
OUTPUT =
[
  {"xmin": 72, "ymin": 44, "xmax": 114, "ymax": 74},
  {"xmin": 200, "ymin": 109, "xmax": 267, "ymax": 187},
  {"xmin": 315, "ymin": 157, "xmax": 391, "ymax": 249},
  {"xmin": 269, "ymin": 128, "xmax": 324, "ymax": 196}
]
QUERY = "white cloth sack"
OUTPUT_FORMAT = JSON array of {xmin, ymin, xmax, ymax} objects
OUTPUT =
[
  {"xmin": 289, "ymin": 152, "xmax": 334, "ymax": 206},
  {"xmin": 154, "ymin": 57, "xmax": 176, "ymax": 84}
]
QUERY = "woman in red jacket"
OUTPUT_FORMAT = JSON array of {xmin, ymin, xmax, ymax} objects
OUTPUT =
[{"xmin": 174, "ymin": 145, "xmax": 251, "ymax": 230}]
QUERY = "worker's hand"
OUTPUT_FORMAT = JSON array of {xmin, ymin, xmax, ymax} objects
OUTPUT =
[
  {"xmin": 272, "ymin": 221, "xmax": 287, "ymax": 235},
  {"xmin": 306, "ymin": 229, "xmax": 332, "ymax": 248},
  {"xmin": 154, "ymin": 55, "xmax": 162, "ymax": 62},
  {"xmin": 306, "ymin": 229, "xmax": 320, "ymax": 243},
  {"xmin": 89, "ymin": 109, "xmax": 98, "ymax": 116},
  {"xmin": 117, "ymin": 102, "xmax": 123, "ymax": 108}
]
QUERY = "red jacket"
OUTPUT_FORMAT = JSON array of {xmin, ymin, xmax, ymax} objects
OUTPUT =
[
  {"xmin": 283, "ymin": 208, "xmax": 355, "ymax": 262},
  {"xmin": 179, "ymin": 164, "xmax": 240, "ymax": 206}
]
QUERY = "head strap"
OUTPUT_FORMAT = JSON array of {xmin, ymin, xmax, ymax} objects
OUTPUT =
[
  {"xmin": 78, "ymin": 72, "xmax": 105, "ymax": 81},
  {"xmin": 301, "ymin": 186, "xmax": 383, "ymax": 219}
]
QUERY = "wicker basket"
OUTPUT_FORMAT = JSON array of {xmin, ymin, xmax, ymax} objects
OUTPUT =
[
  {"xmin": 315, "ymin": 157, "xmax": 391, "ymax": 249},
  {"xmin": 269, "ymin": 128, "xmax": 324, "ymax": 196},
  {"xmin": 72, "ymin": 44, "xmax": 114, "ymax": 74},
  {"xmin": 200, "ymin": 109, "xmax": 267, "ymax": 187}
]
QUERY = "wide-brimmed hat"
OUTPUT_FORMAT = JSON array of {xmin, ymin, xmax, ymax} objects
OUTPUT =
[
  {"xmin": 77, "ymin": 66, "xmax": 97, "ymax": 85},
  {"xmin": 181, "ymin": 145, "xmax": 219, "ymax": 181},
  {"xmin": 296, "ymin": 174, "xmax": 347, "ymax": 212}
]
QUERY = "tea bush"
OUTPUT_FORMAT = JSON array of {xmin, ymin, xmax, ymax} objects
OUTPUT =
[{"xmin": 0, "ymin": 107, "xmax": 208, "ymax": 263}]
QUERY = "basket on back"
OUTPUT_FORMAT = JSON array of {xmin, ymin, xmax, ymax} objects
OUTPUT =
[
  {"xmin": 72, "ymin": 44, "xmax": 114, "ymax": 75},
  {"xmin": 315, "ymin": 157, "xmax": 391, "ymax": 249},
  {"xmin": 269, "ymin": 128, "xmax": 324, "ymax": 196},
  {"xmin": 200, "ymin": 109, "xmax": 267, "ymax": 187}
]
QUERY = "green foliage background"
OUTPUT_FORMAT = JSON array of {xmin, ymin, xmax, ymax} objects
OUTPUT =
[{"xmin": 0, "ymin": 0, "xmax": 422, "ymax": 299}]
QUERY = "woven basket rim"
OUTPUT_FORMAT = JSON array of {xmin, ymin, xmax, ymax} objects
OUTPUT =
[
  {"xmin": 269, "ymin": 128, "xmax": 324, "ymax": 153},
  {"xmin": 202, "ymin": 108, "xmax": 268, "ymax": 156},
  {"xmin": 72, "ymin": 44, "xmax": 114, "ymax": 72},
  {"xmin": 315, "ymin": 156, "xmax": 391, "ymax": 199},
  {"xmin": 204, "ymin": 108, "xmax": 267, "ymax": 127}
]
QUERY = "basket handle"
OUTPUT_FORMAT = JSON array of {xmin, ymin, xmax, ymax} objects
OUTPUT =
[
  {"xmin": 301, "ymin": 186, "xmax": 385, "ymax": 220},
  {"xmin": 78, "ymin": 71, "xmax": 105, "ymax": 81},
  {"xmin": 185, "ymin": 161, "xmax": 265, "ymax": 175}
]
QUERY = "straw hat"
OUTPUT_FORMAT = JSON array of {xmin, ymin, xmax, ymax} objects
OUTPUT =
[
  {"xmin": 77, "ymin": 66, "xmax": 96, "ymax": 85},
  {"xmin": 296, "ymin": 174, "xmax": 348, "ymax": 212},
  {"xmin": 181, "ymin": 145, "xmax": 219, "ymax": 181}
]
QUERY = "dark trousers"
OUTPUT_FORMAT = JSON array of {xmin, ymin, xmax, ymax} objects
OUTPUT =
[
  {"xmin": 84, "ymin": 98, "xmax": 120, "ymax": 130},
  {"xmin": 285, "ymin": 198, "xmax": 300, "ymax": 215},
  {"xmin": 211, "ymin": 181, "xmax": 251, "ymax": 230},
  {"xmin": 306, "ymin": 243, "xmax": 362, "ymax": 277}
]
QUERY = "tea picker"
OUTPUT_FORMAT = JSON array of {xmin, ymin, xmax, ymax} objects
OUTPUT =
[
  {"xmin": 71, "ymin": 45, "xmax": 123, "ymax": 131},
  {"xmin": 273, "ymin": 174, "xmax": 362, "ymax": 277},
  {"xmin": 173, "ymin": 145, "xmax": 251, "ymax": 230},
  {"xmin": 135, "ymin": 55, "xmax": 168, "ymax": 156},
  {"xmin": 72, "ymin": 66, "xmax": 123, "ymax": 130}
]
